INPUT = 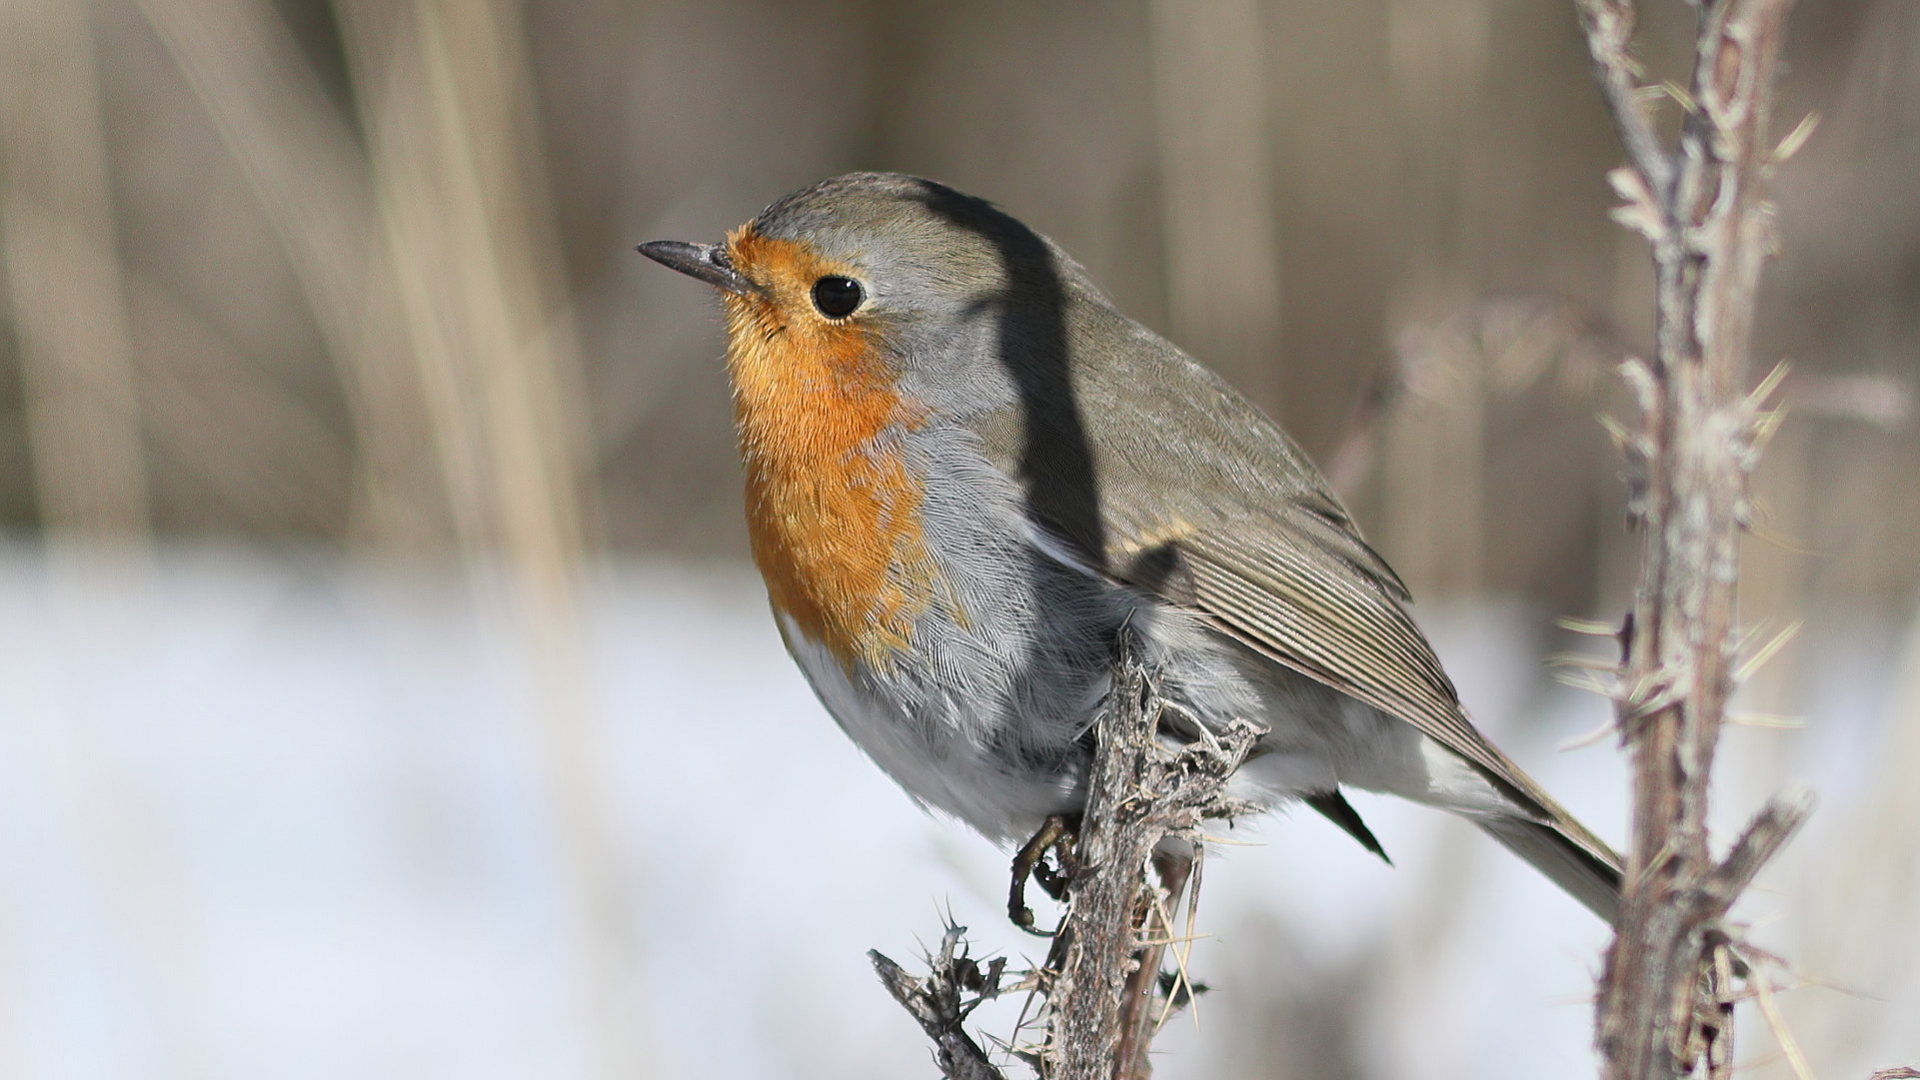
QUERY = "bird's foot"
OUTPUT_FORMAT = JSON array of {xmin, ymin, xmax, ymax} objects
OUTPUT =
[{"xmin": 1008, "ymin": 813, "xmax": 1079, "ymax": 935}]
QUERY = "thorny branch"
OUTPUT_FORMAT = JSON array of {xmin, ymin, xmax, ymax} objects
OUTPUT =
[
  {"xmin": 1039, "ymin": 627, "xmax": 1263, "ymax": 1080},
  {"xmin": 1573, "ymin": 0, "xmax": 1675, "ymax": 199},
  {"xmin": 872, "ymin": 626, "xmax": 1262, "ymax": 1079},
  {"xmin": 1573, "ymin": 0, "xmax": 1815, "ymax": 1077},
  {"xmin": 871, "ymin": 928, "xmax": 1010, "ymax": 1080}
]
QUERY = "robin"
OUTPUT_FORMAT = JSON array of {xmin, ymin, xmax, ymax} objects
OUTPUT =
[{"xmin": 640, "ymin": 172, "xmax": 1621, "ymax": 926}]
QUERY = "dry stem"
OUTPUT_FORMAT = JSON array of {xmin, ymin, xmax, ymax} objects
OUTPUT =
[
  {"xmin": 873, "ymin": 627, "xmax": 1260, "ymax": 1079},
  {"xmin": 1573, "ymin": 0, "xmax": 1813, "ymax": 1076},
  {"xmin": 871, "ymin": 928, "xmax": 1010, "ymax": 1080}
]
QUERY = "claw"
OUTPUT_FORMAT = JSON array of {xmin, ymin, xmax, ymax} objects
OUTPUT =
[{"xmin": 1008, "ymin": 814, "xmax": 1078, "ymax": 935}]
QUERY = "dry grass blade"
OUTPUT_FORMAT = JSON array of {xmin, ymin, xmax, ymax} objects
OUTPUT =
[
  {"xmin": 0, "ymin": 0, "xmax": 149, "ymax": 544},
  {"xmin": 136, "ymin": 0, "xmax": 443, "ymax": 552},
  {"xmin": 330, "ymin": 2, "xmax": 632, "ymax": 1076}
]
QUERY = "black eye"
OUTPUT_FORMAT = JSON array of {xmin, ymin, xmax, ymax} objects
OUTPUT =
[{"xmin": 811, "ymin": 276, "xmax": 864, "ymax": 318}]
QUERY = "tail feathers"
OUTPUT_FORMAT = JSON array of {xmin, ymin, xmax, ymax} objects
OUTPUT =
[
  {"xmin": 1476, "ymin": 814, "xmax": 1623, "ymax": 926},
  {"xmin": 1304, "ymin": 790, "xmax": 1392, "ymax": 865}
]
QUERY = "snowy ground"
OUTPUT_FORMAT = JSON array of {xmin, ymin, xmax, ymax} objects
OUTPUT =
[{"xmin": 0, "ymin": 546, "xmax": 1913, "ymax": 1079}]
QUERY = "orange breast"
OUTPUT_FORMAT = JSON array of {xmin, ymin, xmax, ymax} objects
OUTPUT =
[{"xmin": 723, "ymin": 230, "xmax": 939, "ymax": 669}]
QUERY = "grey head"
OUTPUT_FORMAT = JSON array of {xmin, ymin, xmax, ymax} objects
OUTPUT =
[
  {"xmin": 641, "ymin": 172, "xmax": 1106, "ymax": 561},
  {"xmin": 642, "ymin": 172, "xmax": 1092, "ymax": 406}
]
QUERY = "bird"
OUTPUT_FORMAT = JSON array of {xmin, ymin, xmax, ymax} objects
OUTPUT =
[{"xmin": 639, "ymin": 171, "xmax": 1622, "ymax": 926}]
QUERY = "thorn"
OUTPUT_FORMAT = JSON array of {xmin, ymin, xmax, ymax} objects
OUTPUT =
[
  {"xmin": 1749, "ymin": 959, "xmax": 1818, "ymax": 1080},
  {"xmin": 1556, "ymin": 616, "xmax": 1621, "ymax": 636},
  {"xmin": 1597, "ymin": 411, "xmax": 1636, "ymax": 448},
  {"xmin": 1607, "ymin": 171, "xmax": 1666, "ymax": 241},
  {"xmin": 1552, "ymin": 668, "xmax": 1616, "ymax": 698},
  {"xmin": 1727, "ymin": 712, "xmax": 1805, "ymax": 730},
  {"xmin": 1192, "ymin": 833, "xmax": 1262, "ymax": 848},
  {"xmin": 1750, "ymin": 403, "xmax": 1789, "ymax": 449},
  {"xmin": 1749, "ymin": 523, "xmax": 1817, "ymax": 555},
  {"xmin": 1550, "ymin": 651, "xmax": 1622, "ymax": 671},
  {"xmin": 1620, "ymin": 356, "xmax": 1658, "ymax": 408},
  {"xmin": 1735, "ymin": 620, "xmax": 1802, "ymax": 684},
  {"xmin": 1559, "ymin": 717, "xmax": 1619, "ymax": 751},
  {"xmin": 1748, "ymin": 359, "xmax": 1793, "ymax": 409},
  {"xmin": 1772, "ymin": 111, "xmax": 1820, "ymax": 164},
  {"xmin": 1623, "ymin": 670, "xmax": 1684, "ymax": 719}
]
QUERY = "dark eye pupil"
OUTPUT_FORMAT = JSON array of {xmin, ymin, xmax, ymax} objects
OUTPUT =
[{"xmin": 811, "ymin": 276, "xmax": 863, "ymax": 318}]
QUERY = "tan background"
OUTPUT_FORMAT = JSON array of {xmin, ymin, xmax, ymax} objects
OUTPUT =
[{"xmin": 2, "ymin": 0, "xmax": 1913, "ymax": 615}]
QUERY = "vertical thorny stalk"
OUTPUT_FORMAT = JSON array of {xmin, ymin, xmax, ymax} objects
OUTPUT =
[
  {"xmin": 1572, "ymin": 1, "xmax": 1814, "ymax": 1077},
  {"xmin": 1040, "ymin": 630, "xmax": 1258, "ymax": 1080},
  {"xmin": 873, "ymin": 628, "xmax": 1261, "ymax": 1079}
]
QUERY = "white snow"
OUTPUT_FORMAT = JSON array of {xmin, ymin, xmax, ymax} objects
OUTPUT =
[{"xmin": 0, "ymin": 546, "xmax": 1909, "ymax": 1079}]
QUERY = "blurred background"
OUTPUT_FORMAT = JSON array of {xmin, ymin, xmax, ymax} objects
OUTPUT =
[{"xmin": 0, "ymin": 0, "xmax": 1916, "ymax": 1076}]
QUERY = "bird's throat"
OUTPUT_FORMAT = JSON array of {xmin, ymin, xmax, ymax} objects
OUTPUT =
[{"xmin": 720, "ymin": 248, "xmax": 935, "ymax": 669}]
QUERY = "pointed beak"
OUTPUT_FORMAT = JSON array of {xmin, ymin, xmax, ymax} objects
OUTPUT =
[{"xmin": 636, "ymin": 240, "xmax": 758, "ymax": 296}]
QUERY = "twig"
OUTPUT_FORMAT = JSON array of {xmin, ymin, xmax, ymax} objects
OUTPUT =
[
  {"xmin": 871, "ymin": 928, "xmax": 1010, "ymax": 1080},
  {"xmin": 1039, "ymin": 626, "xmax": 1262, "ymax": 1080},
  {"xmin": 873, "ymin": 627, "xmax": 1261, "ymax": 1078},
  {"xmin": 1702, "ymin": 788, "xmax": 1813, "ymax": 912},
  {"xmin": 1572, "ymin": 0, "xmax": 1810, "ymax": 1077},
  {"xmin": 1573, "ymin": 0, "xmax": 1675, "ymax": 199}
]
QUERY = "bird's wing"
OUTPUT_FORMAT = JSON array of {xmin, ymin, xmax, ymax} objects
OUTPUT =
[{"xmin": 966, "ymin": 294, "xmax": 1619, "ymax": 884}]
